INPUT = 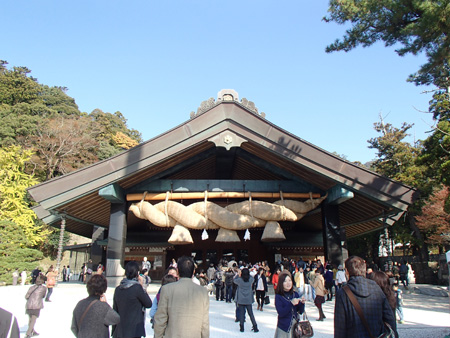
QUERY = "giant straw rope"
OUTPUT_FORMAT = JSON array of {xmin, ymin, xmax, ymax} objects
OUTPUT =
[{"xmin": 128, "ymin": 192, "xmax": 327, "ymax": 244}]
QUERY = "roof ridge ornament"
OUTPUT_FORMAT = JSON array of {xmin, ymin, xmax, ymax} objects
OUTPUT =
[
  {"xmin": 190, "ymin": 97, "xmax": 217, "ymax": 118},
  {"xmin": 190, "ymin": 89, "xmax": 266, "ymax": 119}
]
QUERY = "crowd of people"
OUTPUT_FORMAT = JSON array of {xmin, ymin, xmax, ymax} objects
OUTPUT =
[{"xmin": 3, "ymin": 254, "xmax": 411, "ymax": 338}]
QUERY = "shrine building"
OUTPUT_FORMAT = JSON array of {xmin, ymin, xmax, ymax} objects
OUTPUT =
[{"xmin": 28, "ymin": 89, "xmax": 417, "ymax": 280}]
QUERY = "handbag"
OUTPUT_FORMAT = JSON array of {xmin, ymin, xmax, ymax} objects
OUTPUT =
[
  {"xmin": 343, "ymin": 286, "xmax": 395, "ymax": 338},
  {"xmin": 264, "ymin": 295, "xmax": 270, "ymax": 305},
  {"xmin": 293, "ymin": 312, "xmax": 314, "ymax": 338}
]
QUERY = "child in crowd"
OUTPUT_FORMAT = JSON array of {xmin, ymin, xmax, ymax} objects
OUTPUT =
[
  {"xmin": 149, "ymin": 274, "xmax": 177, "ymax": 328},
  {"xmin": 393, "ymin": 283, "xmax": 404, "ymax": 324}
]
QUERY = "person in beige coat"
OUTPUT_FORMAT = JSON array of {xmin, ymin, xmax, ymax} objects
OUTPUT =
[
  {"xmin": 154, "ymin": 256, "xmax": 209, "ymax": 338},
  {"xmin": 25, "ymin": 275, "xmax": 47, "ymax": 338},
  {"xmin": 313, "ymin": 269, "xmax": 326, "ymax": 321}
]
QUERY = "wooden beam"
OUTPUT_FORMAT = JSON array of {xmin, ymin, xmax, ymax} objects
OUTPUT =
[
  {"xmin": 130, "ymin": 179, "xmax": 321, "ymax": 194},
  {"xmin": 126, "ymin": 191, "xmax": 322, "ymax": 201},
  {"xmin": 99, "ymin": 183, "xmax": 125, "ymax": 204}
]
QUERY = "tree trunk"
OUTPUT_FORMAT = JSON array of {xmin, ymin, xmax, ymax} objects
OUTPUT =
[
  {"xmin": 408, "ymin": 212, "xmax": 429, "ymax": 261},
  {"xmin": 408, "ymin": 212, "xmax": 435, "ymax": 283}
]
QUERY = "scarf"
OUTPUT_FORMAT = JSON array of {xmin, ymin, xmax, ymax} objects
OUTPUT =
[{"xmin": 119, "ymin": 278, "xmax": 140, "ymax": 289}]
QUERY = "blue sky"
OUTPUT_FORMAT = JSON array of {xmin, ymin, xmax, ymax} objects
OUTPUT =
[{"xmin": 2, "ymin": 1, "xmax": 435, "ymax": 164}]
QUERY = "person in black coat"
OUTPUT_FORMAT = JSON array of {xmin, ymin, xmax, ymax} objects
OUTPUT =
[
  {"xmin": 252, "ymin": 267, "xmax": 268, "ymax": 311},
  {"xmin": 31, "ymin": 267, "xmax": 41, "ymax": 284},
  {"xmin": 334, "ymin": 256, "xmax": 396, "ymax": 338},
  {"xmin": 72, "ymin": 274, "xmax": 120, "ymax": 338},
  {"xmin": 112, "ymin": 261, "xmax": 152, "ymax": 338}
]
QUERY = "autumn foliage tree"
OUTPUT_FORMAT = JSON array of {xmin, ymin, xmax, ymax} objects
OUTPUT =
[
  {"xmin": 0, "ymin": 146, "xmax": 48, "ymax": 246},
  {"xmin": 23, "ymin": 117, "xmax": 100, "ymax": 180},
  {"xmin": 0, "ymin": 61, "xmax": 142, "ymax": 276},
  {"xmin": 0, "ymin": 146, "xmax": 46, "ymax": 283},
  {"xmin": 416, "ymin": 186, "xmax": 450, "ymax": 252}
]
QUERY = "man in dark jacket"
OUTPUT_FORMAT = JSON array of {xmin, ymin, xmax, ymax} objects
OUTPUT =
[
  {"xmin": 399, "ymin": 261, "xmax": 409, "ymax": 288},
  {"xmin": 334, "ymin": 256, "xmax": 396, "ymax": 338}
]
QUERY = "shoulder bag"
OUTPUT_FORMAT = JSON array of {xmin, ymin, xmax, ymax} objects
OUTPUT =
[
  {"xmin": 77, "ymin": 300, "xmax": 99, "ymax": 329},
  {"xmin": 293, "ymin": 312, "xmax": 314, "ymax": 338},
  {"xmin": 342, "ymin": 286, "xmax": 395, "ymax": 338}
]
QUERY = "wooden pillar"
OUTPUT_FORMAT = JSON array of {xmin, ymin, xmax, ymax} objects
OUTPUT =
[
  {"xmin": 106, "ymin": 203, "xmax": 127, "ymax": 278},
  {"xmin": 321, "ymin": 203, "xmax": 346, "ymax": 267},
  {"xmin": 91, "ymin": 226, "xmax": 106, "ymax": 268}
]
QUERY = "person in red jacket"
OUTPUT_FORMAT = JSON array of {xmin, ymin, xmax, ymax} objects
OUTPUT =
[{"xmin": 272, "ymin": 267, "xmax": 281, "ymax": 291}]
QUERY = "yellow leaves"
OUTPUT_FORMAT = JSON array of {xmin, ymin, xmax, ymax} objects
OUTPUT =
[
  {"xmin": 0, "ymin": 145, "xmax": 44, "ymax": 246},
  {"xmin": 112, "ymin": 131, "xmax": 139, "ymax": 150}
]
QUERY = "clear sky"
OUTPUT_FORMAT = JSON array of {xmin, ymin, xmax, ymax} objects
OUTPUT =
[{"xmin": 2, "ymin": 0, "xmax": 435, "ymax": 164}]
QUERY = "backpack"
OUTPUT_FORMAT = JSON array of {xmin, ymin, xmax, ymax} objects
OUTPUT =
[{"xmin": 215, "ymin": 271, "xmax": 223, "ymax": 286}]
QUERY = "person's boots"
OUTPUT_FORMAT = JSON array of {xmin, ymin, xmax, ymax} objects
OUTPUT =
[
  {"xmin": 317, "ymin": 308, "xmax": 324, "ymax": 321},
  {"xmin": 257, "ymin": 304, "xmax": 260, "ymax": 311},
  {"xmin": 252, "ymin": 325, "xmax": 259, "ymax": 333},
  {"xmin": 240, "ymin": 324, "xmax": 244, "ymax": 332}
]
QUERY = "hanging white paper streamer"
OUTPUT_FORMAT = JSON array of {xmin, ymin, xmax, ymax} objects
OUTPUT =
[
  {"xmin": 202, "ymin": 229, "xmax": 209, "ymax": 240},
  {"xmin": 244, "ymin": 229, "xmax": 251, "ymax": 241}
]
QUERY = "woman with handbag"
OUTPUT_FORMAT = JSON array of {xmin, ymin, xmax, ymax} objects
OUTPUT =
[
  {"xmin": 274, "ymin": 271, "xmax": 306, "ymax": 338},
  {"xmin": 72, "ymin": 274, "xmax": 120, "ymax": 338},
  {"xmin": 25, "ymin": 275, "xmax": 47, "ymax": 338},
  {"xmin": 253, "ymin": 268, "xmax": 268, "ymax": 311}
]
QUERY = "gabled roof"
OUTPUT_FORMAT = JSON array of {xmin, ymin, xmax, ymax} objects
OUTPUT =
[{"xmin": 28, "ymin": 90, "xmax": 417, "ymax": 239}]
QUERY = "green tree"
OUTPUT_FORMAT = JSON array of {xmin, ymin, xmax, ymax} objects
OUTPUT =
[
  {"xmin": 368, "ymin": 120, "xmax": 425, "ymax": 186},
  {"xmin": 347, "ymin": 230, "xmax": 381, "ymax": 261},
  {"xmin": 367, "ymin": 118, "xmax": 431, "ymax": 262},
  {"xmin": 0, "ymin": 146, "xmax": 48, "ymax": 246},
  {"xmin": 0, "ymin": 62, "xmax": 41, "ymax": 106},
  {"xmin": 39, "ymin": 226, "xmax": 70, "ymax": 259},
  {"xmin": 0, "ymin": 220, "xmax": 43, "ymax": 284},
  {"xmin": 324, "ymin": 0, "xmax": 450, "ymax": 87},
  {"xmin": 89, "ymin": 109, "xmax": 142, "ymax": 159},
  {"xmin": 419, "ymin": 91, "xmax": 450, "ymax": 186},
  {"xmin": 0, "ymin": 61, "xmax": 143, "ymax": 170}
]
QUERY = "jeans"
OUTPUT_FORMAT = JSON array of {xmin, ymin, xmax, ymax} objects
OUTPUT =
[
  {"xmin": 45, "ymin": 287, "xmax": 53, "ymax": 301},
  {"xmin": 396, "ymin": 306, "xmax": 404, "ymax": 321},
  {"xmin": 225, "ymin": 284, "xmax": 233, "ymax": 302},
  {"xmin": 239, "ymin": 304, "xmax": 257, "ymax": 329},
  {"xmin": 215, "ymin": 284, "xmax": 224, "ymax": 300}
]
